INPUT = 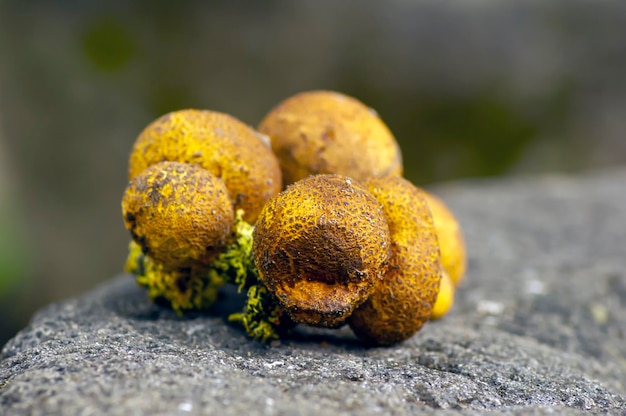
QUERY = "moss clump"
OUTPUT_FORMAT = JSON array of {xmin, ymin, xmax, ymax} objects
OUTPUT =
[
  {"xmin": 126, "ymin": 240, "xmax": 226, "ymax": 314},
  {"xmin": 125, "ymin": 210, "xmax": 249, "ymax": 315},
  {"xmin": 228, "ymin": 284, "xmax": 294, "ymax": 343},
  {"xmin": 206, "ymin": 210, "xmax": 257, "ymax": 292},
  {"xmin": 125, "ymin": 210, "xmax": 251, "ymax": 314},
  {"xmin": 126, "ymin": 210, "xmax": 293, "ymax": 342}
]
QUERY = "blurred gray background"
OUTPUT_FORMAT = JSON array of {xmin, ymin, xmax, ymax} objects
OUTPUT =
[{"xmin": 1, "ymin": 0, "xmax": 625, "ymax": 347}]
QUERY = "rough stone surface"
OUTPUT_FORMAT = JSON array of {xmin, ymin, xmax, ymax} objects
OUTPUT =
[{"xmin": 2, "ymin": 169, "xmax": 626, "ymax": 415}]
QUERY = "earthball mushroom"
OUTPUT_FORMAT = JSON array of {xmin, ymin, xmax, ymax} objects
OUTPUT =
[
  {"xmin": 122, "ymin": 161, "xmax": 234, "ymax": 270},
  {"xmin": 128, "ymin": 109, "xmax": 282, "ymax": 223},
  {"xmin": 423, "ymin": 191, "xmax": 467, "ymax": 286},
  {"xmin": 348, "ymin": 176, "xmax": 442, "ymax": 346},
  {"xmin": 252, "ymin": 174, "xmax": 391, "ymax": 328},
  {"xmin": 430, "ymin": 269, "xmax": 455, "ymax": 320},
  {"xmin": 258, "ymin": 90, "xmax": 402, "ymax": 186}
]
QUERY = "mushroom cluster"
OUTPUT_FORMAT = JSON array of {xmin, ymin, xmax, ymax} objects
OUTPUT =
[{"xmin": 121, "ymin": 91, "xmax": 466, "ymax": 345}]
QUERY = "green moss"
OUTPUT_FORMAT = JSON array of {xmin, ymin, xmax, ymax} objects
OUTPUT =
[
  {"xmin": 221, "ymin": 211, "xmax": 295, "ymax": 342},
  {"xmin": 124, "ymin": 239, "xmax": 144, "ymax": 276},
  {"xmin": 125, "ymin": 210, "xmax": 294, "ymax": 342},
  {"xmin": 228, "ymin": 284, "xmax": 294, "ymax": 343},
  {"xmin": 128, "ymin": 240, "xmax": 224, "ymax": 315},
  {"xmin": 125, "ymin": 210, "xmax": 254, "ymax": 315},
  {"xmin": 207, "ymin": 210, "xmax": 256, "ymax": 292},
  {"xmin": 125, "ymin": 210, "xmax": 256, "ymax": 315}
]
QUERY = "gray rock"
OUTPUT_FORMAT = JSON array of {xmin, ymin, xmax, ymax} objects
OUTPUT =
[{"xmin": 2, "ymin": 169, "xmax": 626, "ymax": 415}]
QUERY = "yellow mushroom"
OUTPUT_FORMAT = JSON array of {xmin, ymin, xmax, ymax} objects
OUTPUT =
[
  {"xmin": 423, "ymin": 192, "xmax": 467, "ymax": 286},
  {"xmin": 252, "ymin": 174, "xmax": 391, "ymax": 328},
  {"xmin": 348, "ymin": 176, "xmax": 442, "ymax": 346},
  {"xmin": 128, "ymin": 109, "xmax": 282, "ymax": 223},
  {"xmin": 430, "ymin": 269, "xmax": 455, "ymax": 320},
  {"xmin": 122, "ymin": 161, "xmax": 234, "ymax": 270},
  {"xmin": 258, "ymin": 90, "xmax": 402, "ymax": 186}
]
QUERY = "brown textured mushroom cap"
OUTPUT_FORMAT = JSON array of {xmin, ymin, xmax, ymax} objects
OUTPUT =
[
  {"xmin": 348, "ymin": 176, "xmax": 442, "ymax": 345},
  {"xmin": 122, "ymin": 161, "xmax": 234, "ymax": 270},
  {"xmin": 258, "ymin": 90, "xmax": 402, "ymax": 186},
  {"xmin": 128, "ymin": 109, "xmax": 282, "ymax": 223},
  {"xmin": 253, "ymin": 174, "xmax": 391, "ymax": 328},
  {"xmin": 423, "ymin": 192, "xmax": 467, "ymax": 286}
]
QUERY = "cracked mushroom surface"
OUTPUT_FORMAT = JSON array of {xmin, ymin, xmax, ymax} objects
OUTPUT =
[
  {"xmin": 128, "ymin": 109, "xmax": 282, "ymax": 223},
  {"xmin": 348, "ymin": 176, "xmax": 442, "ymax": 346},
  {"xmin": 122, "ymin": 161, "xmax": 234, "ymax": 270},
  {"xmin": 258, "ymin": 90, "xmax": 403, "ymax": 186},
  {"xmin": 252, "ymin": 174, "xmax": 391, "ymax": 328}
]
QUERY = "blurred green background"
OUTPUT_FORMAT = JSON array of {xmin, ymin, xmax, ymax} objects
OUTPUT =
[{"xmin": 1, "ymin": 0, "xmax": 625, "ymax": 347}]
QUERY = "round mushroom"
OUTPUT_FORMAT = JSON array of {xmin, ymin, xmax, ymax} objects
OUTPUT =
[
  {"xmin": 128, "ymin": 109, "xmax": 282, "ymax": 223},
  {"xmin": 430, "ymin": 269, "xmax": 455, "ymax": 320},
  {"xmin": 348, "ymin": 176, "xmax": 442, "ymax": 345},
  {"xmin": 423, "ymin": 191, "xmax": 467, "ymax": 286},
  {"xmin": 253, "ymin": 174, "xmax": 391, "ymax": 328},
  {"xmin": 122, "ymin": 161, "xmax": 234, "ymax": 270},
  {"xmin": 258, "ymin": 90, "xmax": 403, "ymax": 186}
]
